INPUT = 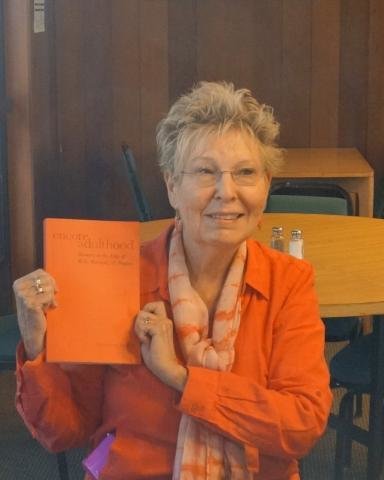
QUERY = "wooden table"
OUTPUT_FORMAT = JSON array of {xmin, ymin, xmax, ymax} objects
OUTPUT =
[
  {"xmin": 141, "ymin": 214, "xmax": 384, "ymax": 318},
  {"xmin": 141, "ymin": 213, "xmax": 384, "ymax": 478},
  {"xmin": 275, "ymin": 148, "xmax": 374, "ymax": 217}
]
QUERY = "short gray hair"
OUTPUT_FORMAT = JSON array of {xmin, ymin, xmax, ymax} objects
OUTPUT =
[{"xmin": 156, "ymin": 81, "xmax": 284, "ymax": 175}]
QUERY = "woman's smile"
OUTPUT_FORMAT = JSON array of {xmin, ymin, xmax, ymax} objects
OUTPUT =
[{"xmin": 205, "ymin": 212, "xmax": 243, "ymax": 221}]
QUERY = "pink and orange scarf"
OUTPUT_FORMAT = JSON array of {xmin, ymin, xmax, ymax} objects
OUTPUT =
[{"xmin": 168, "ymin": 229, "xmax": 251, "ymax": 479}]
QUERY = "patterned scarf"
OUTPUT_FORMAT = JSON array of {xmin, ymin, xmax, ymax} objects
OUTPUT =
[{"xmin": 168, "ymin": 228, "xmax": 251, "ymax": 479}]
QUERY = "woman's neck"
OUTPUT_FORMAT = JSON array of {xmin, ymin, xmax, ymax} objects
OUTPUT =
[
  {"xmin": 184, "ymin": 240, "xmax": 235, "ymax": 282},
  {"xmin": 181, "ymin": 236, "xmax": 239, "ymax": 312}
]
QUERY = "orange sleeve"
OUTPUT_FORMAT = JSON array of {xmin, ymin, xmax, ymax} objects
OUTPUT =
[
  {"xmin": 178, "ymin": 263, "xmax": 332, "ymax": 460},
  {"xmin": 15, "ymin": 342, "xmax": 105, "ymax": 452}
]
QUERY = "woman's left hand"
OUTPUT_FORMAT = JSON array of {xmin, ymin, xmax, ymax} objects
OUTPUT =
[{"xmin": 134, "ymin": 302, "xmax": 187, "ymax": 392}]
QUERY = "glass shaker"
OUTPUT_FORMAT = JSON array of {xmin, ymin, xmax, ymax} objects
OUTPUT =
[
  {"xmin": 289, "ymin": 229, "xmax": 304, "ymax": 259},
  {"xmin": 270, "ymin": 226, "xmax": 285, "ymax": 252}
]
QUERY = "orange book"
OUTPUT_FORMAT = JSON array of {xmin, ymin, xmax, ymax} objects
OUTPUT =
[{"xmin": 44, "ymin": 218, "xmax": 141, "ymax": 364}]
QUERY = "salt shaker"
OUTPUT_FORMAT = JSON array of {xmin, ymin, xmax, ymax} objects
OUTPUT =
[
  {"xmin": 270, "ymin": 226, "xmax": 285, "ymax": 252},
  {"xmin": 289, "ymin": 229, "xmax": 304, "ymax": 259}
]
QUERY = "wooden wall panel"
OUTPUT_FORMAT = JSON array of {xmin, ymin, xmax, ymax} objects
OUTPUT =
[
  {"xmin": 196, "ymin": 0, "xmax": 283, "ymax": 103},
  {"xmin": 168, "ymin": 0, "xmax": 197, "ymax": 104},
  {"xmin": 367, "ymin": 0, "xmax": 384, "ymax": 184},
  {"xmin": 6, "ymin": 0, "xmax": 384, "ymax": 284},
  {"xmin": 4, "ymin": 0, "xmax": 36, "ymax": 279},
  {"xmin": 197, "ymin": 0, "xmax": 257, "ymax": 87},
  {"xmin": 55, "ymin": 0, "xmax": 172, "ymax": 221},
  {"xmin": 243, "ymin": 0, "xmax": 282, "ymax": 113},
  {"xmin": 252, "ymin": 0, "xmax": 283, "ymax": 116},
  {"xmin": 338, "ymin": 0, "xmax": 369, "ymax": 153},
  {"xmin": 30, "ymin": 0, "xmax": 58, "ymax": 264},
  {"xmin": 56, "ymin": 0, "xmax": 135, "ymax": 222},
  {"xmin": 280, "ymin": 0, "xmax": 312, "ymax": 147},
  {"xmin": 50, "ymin": 0, "xmax": 384, "ymax": 217},
  {"xmin": 110, "ymin": 0, "xmax": 142, "ymax": 218},
  {"xmin": 111, "ymin": 0, "xmax": 141, "ymax": 159},
  {"xmin": 139, "ymin": 0, "xmax": 171, "ymax": 219},
  {"xmin": 82, "ymin": 0, "xmax": 114, "ymax": 219},
  {"xmin": 0, "ymin": 0, "xmax": 12, "ymax": 313},
  {"xmin": 194, "ymin": 0, "xmax": 284, "ymax": 132},
  {"xmin": 310, "ymin": 0, "xmax": 340, "ymax": 147},
  {"xmin": 55, "ymin": 0, "xmax": 87, "ymax": 218}
]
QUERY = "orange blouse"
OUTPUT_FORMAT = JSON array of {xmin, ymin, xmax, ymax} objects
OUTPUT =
[{"xmin": 16, "ymin": 226, "xmax": 332, "ymax": 479}]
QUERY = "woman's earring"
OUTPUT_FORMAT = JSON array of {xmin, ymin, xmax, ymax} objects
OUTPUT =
[{"xmin": 175, "ymin": 210, "xmax": 183, "ymax": 233}]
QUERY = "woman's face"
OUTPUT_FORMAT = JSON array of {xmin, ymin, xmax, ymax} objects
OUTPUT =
[{"xmin": 165, "ymin": 129, "xmax": 271, "ymax": 252}]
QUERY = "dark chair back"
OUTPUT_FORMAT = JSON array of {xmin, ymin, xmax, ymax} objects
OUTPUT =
[
  {"xmin": 266, "ymin": 181, "xmax": 353, "ymax": 215},
  {"xmin": 122, "ymin": 144, "xmax": 153, "ymax": 221},
  {"xmin": 266, "ymin": 194, "xmax": 349, "ymax": 215},
  {"xmin": 0, "ymin": 314, "xmax": 20, "ymax": 370}
]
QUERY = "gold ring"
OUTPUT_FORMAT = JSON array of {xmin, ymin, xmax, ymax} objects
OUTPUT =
[{"xmin": 34, "ymin": 277, "xmax": 44, "ymax": 294}]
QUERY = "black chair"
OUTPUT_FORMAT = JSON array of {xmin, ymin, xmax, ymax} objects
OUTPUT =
[
  {"xmin": 328, "ymin": 334, "xmax": 378, "ymax": 479},
  {"xmin": 266, "ymin": 181, "xmax": 362, "ymax": 344},
  {"xmin": 328, "ymin": 179, "xmax": 384, "ymax": 478},
  {"xmin": 122, "ymin": 144, "xmax": 153, "ymax": 221},
  {"xmin": 268, "ymin": 180, "xmax": 354, "ymax": 215},
  {"xmin": 0, "ymin": 313, "xmax": 20, "ymax": 371},
  {"xmin": 0, "ymin": 313, "xmax": 70, "ymax": 480}
]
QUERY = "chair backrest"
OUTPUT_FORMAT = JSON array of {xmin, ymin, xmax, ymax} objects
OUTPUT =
[
  {"xmin": 122, "ymin": 144, "xmax": 153, "ymax": 221},
  {"xmin": 266, "ymin": 181, "xmax": 353, "ymax": 215},
  {"xmin": 0, "ymin": 314, "xmax": 20, "ymax": 371},
  {"xmin": 266, "ymin": 194, "xmax": 349, "ymax": 215}
]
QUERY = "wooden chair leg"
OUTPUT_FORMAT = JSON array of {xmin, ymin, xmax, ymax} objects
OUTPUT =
[
  {"xmin": 56, "ymin": 451, "xmax": 69, "ymax": 480},
  {"xmin": 334, "ymin": 391, "xmax": 354, "ymax": 480},
  {"xmin": 298, "ymin": 458, "xmax": 304, "ymax": 478},
  {"xmin": 354, "ymin": 392, "xmax": 363, "ymax": 418}
]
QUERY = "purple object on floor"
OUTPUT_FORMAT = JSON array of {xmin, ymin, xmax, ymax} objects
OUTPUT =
[{"xmin": 82, "ymin": 432, "xmax": 115, "ymax": 479}]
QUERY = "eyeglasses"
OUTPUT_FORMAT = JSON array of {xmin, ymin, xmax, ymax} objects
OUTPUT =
[{"xmin": 179, "ymin": 166, "xmax": 264, "ymax": 187}]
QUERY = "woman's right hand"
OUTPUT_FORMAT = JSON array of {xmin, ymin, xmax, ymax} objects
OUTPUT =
[{"xmin": 13, "ymin": 268, "xmax": 58, "ymax": 360}]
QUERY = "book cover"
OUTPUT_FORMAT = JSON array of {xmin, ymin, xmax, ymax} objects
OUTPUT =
[{"xmin": 44, "ymin": 218, "xmax": 141, "ymax": 364}]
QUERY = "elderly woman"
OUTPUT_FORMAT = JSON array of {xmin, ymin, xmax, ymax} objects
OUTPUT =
[{"xmin": 13, "ymin": 81, "xmax": 332, "ymax": 479}]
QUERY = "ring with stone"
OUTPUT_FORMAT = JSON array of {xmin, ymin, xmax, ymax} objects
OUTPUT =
[
  {"xmin": 143, "ymin": 317, "xmax": 151, "ymax": 325},
  {"xmin": 34, "ymin": 277, "xmax": 44, "ymax": 294}
]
